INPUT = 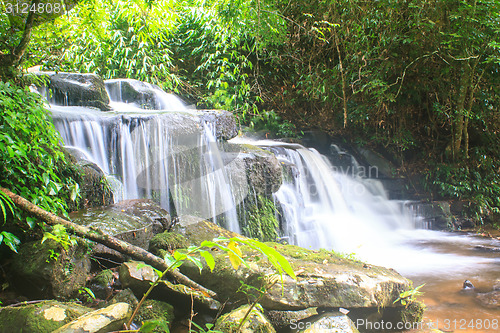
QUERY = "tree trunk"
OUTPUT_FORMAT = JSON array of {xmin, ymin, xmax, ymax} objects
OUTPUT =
[
  {"xmin": 0, "ymin": 187, "xmax": 217, "ymax": 299},
  {"xmin": 451, "ymin": 64, "xmax": 471, "ymax": 160}
]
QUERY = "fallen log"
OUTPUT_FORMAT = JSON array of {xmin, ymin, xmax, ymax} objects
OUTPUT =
[{"xmin": 0, "ymin": 187, "xmax": 217, "ymax": 299}]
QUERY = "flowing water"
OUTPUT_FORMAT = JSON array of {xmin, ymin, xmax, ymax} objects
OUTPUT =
[{"xmin": 44, "ymin": 79, "xmax": 499, "ymax": 332}]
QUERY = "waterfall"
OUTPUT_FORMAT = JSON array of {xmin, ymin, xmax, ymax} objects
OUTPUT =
[
  {"xmin": 230, "ymin": 138, "xmax": 496, "ymax": 275},
  {"xmin": 48, "ymin": 81, "xmax": 241, "ymax": 233}
]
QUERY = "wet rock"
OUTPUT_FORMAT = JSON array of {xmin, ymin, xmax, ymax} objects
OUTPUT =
[
  {"xmin": 493, "ymin": 279, "xmax": 500, "ymax": 291},
  {"xmin": 290, "ymin": 311, "xmax": 359, "ymax": 333},
  {"xmin": 215, "ymin": 304, "xmax": 276, "ymax": 333},
  {"xmin": 149, "ymin": 231, "xmax": 190, "ymax": 256},
  {"xmin": 198, "ymin": 109, "xmax": 238, "ymax": 140},
  {"xmin": 70, "ymin": 199, "xmax": 170, "ymax": 257},
  {"xmin": 134, "ymin": 299, "xmax": 175, "ymax": 330},
  {"xmin": 11, "ymin": 239, "xmax": 91, "ymax": 300},
  {"xmin": 53, "ymin": 302, "xmax": 132, "ymax": 333},
  {"xmin": 0, "ymin": 300, "xmax": 90, "ymax": 333},
  {"xmin": 355, "ymin": 146, "xmax": 397, "ymax": 178},
  {"xmin": 108, "ymin": 288, "xmax": 139, "ymax": 309},
  {"xmin": 406, "ymin": 201, "xmax": 454, "ymax": 230},
  {"xmin": 476, "ymin": 291, "xmax": 500, "ymax": 308},
  {"xmin": 463, "ymin": 280, "xmax": 475, "ymax": 290},
  {"xmin": 181, "ymin": 243, "xmax": 411, "ymax": 311},
  {"xmin": 118, "ymin": 260, "xmax": 221, "ymax": 311},
  {"xmin": 221, "ymin": 143, "xmax": 282, "ymax": 197},
  {"xmin": 172, "ymin": 216, "xmax": 243, "ymax": 246},
  {"xmin": 88, "ymin": 269, "xmax": 115, "ymax": 300},
  {"xmin": 34, "ymin": 72, "xmax": 111, "ymax": 110},
  {"xmin": 266, "ymin": 308, "xmax": 318, "ymax": 330}
]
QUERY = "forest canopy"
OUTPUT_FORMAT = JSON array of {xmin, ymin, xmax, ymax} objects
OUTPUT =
[{"xmin": 1, "ymin": 0, "xmax": 499, "ymax": 224}]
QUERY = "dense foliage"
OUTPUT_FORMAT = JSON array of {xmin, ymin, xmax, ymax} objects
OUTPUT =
[
  {"xmin": 0, "ymin": 82, "xmax": 79, "ymax": 251},
  {"xmin": 1, "ymin": 0, "xmax": 499, "ymax": 224}
]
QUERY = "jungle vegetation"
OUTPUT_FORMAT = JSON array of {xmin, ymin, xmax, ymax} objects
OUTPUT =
[{"xmin": 1, "ymin": 0, "xmax": 499, "ymax": 242}]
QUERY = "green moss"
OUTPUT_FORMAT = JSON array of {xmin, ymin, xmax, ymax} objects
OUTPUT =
[
  {"xmin": 215, "ymin": 304, "xmax": 275, "ymax": 333},
  {"xmin": 93, "ymin": 269, "xmax": 114, "ymax": 287},
  {"xmin": 149, "ymin": 231, "xmax": 189, "ymax": 255},
  {"xmin": 243, "ymin": 196, "xmax": 279, "ymax": 242},
  {"xmin": 400, "ymin": 300, "xmax": 426, "ymax": 323},
  {"xmin": 135, "ymin": 299, "xmax": 175, "ymax": 332},
  {"xmin": 0, "ymin": 300, "xmax": 90, "ymax": 333}
]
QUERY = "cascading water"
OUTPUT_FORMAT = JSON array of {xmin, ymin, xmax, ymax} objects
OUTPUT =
[
  {"xmin": 232, "ymin": 139, "xmax": 498, "ymax": 274},
  {"xmin": 48, "ymin": 80, "xmax": 241, "ymax": 232}
]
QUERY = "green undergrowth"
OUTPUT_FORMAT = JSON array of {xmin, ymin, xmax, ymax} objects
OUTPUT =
[{"xmin": 0, "ymin": 82, "xmax": 79, "ymax": 251}]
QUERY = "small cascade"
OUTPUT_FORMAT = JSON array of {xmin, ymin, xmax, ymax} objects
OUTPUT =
[
  {"xmin": 259, "ymin": 143, "xmax": 413, "ymax": 252},
  {"xmin": 231, "ymin": 138, "xmax": 498, "ymax": 276}
]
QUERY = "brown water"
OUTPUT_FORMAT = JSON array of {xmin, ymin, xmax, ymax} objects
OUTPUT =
[{"xmin": 404, "ymin": 232, "xmax": 500, "ymax": 333}]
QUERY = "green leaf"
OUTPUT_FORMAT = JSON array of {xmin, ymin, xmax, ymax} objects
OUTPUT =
[{"xmin": 199, "ymin": 250, "xmax": 215, "ymax": 272}]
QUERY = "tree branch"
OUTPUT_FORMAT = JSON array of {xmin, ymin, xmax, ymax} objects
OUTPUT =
[{"xmin": 0, "ymin": 187, "xmax": 218, "ymax": 299}]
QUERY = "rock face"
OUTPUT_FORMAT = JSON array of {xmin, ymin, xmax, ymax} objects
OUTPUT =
[
  {"xmin": 215, "ymin": 304, "xmax": 276, "ymax": 333},
  {"xmin": 70, "ymin": 199, "xmax": 170, "ymax": 256},
  {"xmin": 35, "ymin": 72, "xmax": 111, "ymax": 110},
  {"xmin": 181, "ymin": 244, "xmax": 411, "ymax": 311},
  {"xmin": 0, "ymin": 300, "xmax": 90, "ymax": 333},
  {"xmin": 119, "ymin": 261, "xmax": 158, "ymax": 295},
  {"xmin": 53, "ymin": 302, "xmax": 132, "ymax": 333},
  {"xmin": 198, "ymin": 110, "xmax": 238, "ymax": 140},
  {"xmin": 11, "ymin": 240, "xmax": 91, "ymax": 299}
]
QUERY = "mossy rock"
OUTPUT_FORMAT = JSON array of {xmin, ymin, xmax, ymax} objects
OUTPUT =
[
  {"xmin": 173, "ymin": 216, "xmax": 243, "ymax": 246},
  {"xmin": 215, "ymin": 304, "xmax": 276, "ymax": 333},
  {"xmin": 0, "ymin": 300, "xmax": 90, "ymax": 333},
  {"xmin": 10, "ymin": 239, "xmax": 91, "ymax": 300},
  {"xmin": 134, "ymin": 299, "xmax": 175, "ymax": 332},
  {"xmin": 180, "ymin": 242, "xmax": 412, "ymax": 311},
  {"xmin": 89, "ymin": 269, "xmax": 115, "ymax": 299},
  {"xmin": 149, "ymin": 231, "xmax": 190, "ymax": 255}
]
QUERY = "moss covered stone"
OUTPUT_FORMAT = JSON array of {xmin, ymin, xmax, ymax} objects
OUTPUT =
[
  {"xmin": 0, "ymin": 300, "xmax": 90, "ymax": 333},
  {"xmin": 11, "ymin": 239, "xmax": 91, "ymax": 299},
  {"xmin": 215, "ymin": 304, "xmax": 276, "ymax": 333},
  {"xmin": 149, "ymin": 231, "xmax": 190, "ymax": 255},
  {"xmin": 180, "ymin": 242, "xmax": 412, "ymax": 311},
  {"xmin": 134, "ymin": 299, "xmax": 175, "ymax": 332}
]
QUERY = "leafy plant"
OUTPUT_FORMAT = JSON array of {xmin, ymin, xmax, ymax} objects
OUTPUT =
[
  {"xmin": 393, "ymin": 283, "xmax": 425, "ymax": 307},
  {"xmin": 42, "ymin": 224, "xmax": 77, "ymax": 251},
  {"xmin": 126, "ymin": 236, "xmax": 296, "ymax": 331}
]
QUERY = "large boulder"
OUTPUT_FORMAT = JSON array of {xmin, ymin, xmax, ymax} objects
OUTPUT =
[
  {"xmin": 215, "ymin": 304, "xmax": 276, "ymax": 333},
  {"xmin": 34, "ymin": 72, "xmax": 111, "ymax": 110},
  {"xmin": 11, "ymin": 239, "xmax": 91, "ymax": 300},
  {"xmin": 0, "ymin": 300, "xmax": 90, "ymax": 333},
  {"xmin": 69, "ymin": 199, "xmax": 170, "ymax": 257},
  {"xmin": 180, "ymin": 243, "xmax": 411, "ymax": 311}
]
